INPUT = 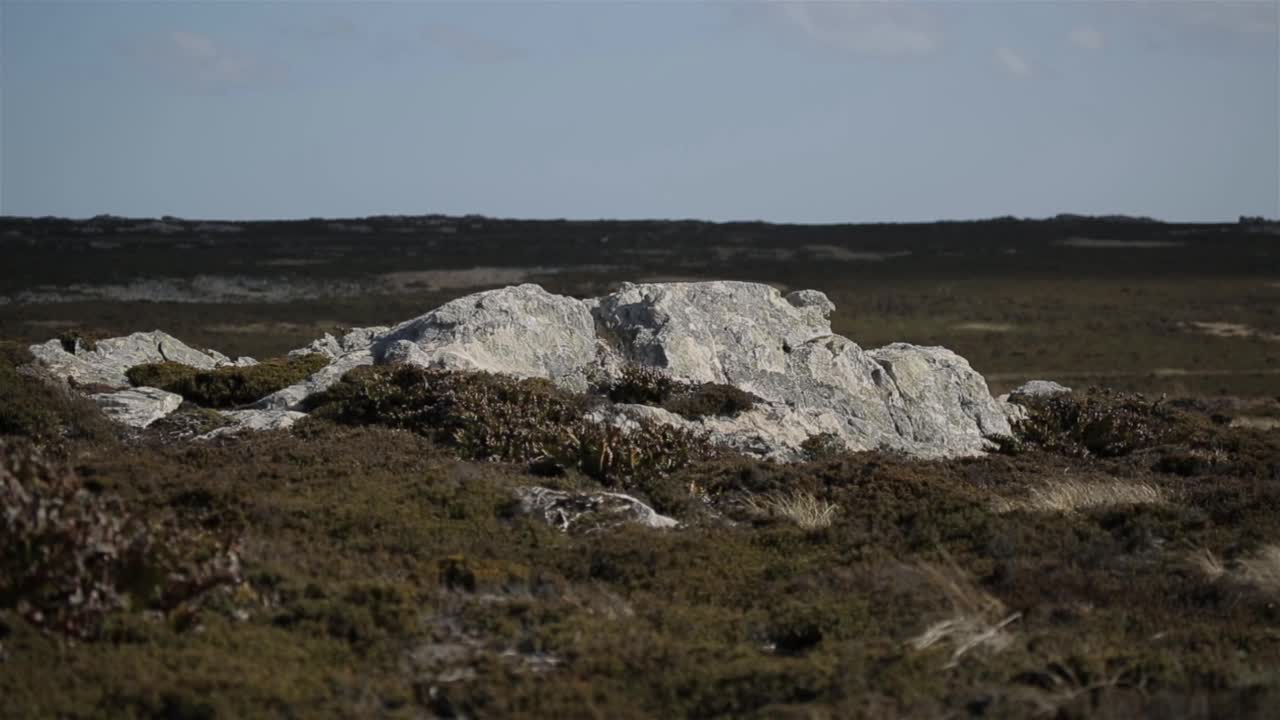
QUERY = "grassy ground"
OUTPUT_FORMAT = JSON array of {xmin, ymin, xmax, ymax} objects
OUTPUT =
[
  {"xmin": 2, "ymin": 215, "xmax": 1280, "ymax": 718},
  {"xmin": 3, "ymin": 358, "xmax": 1280, "ymax": 718}
]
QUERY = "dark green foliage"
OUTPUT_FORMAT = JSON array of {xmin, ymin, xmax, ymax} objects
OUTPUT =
[
  {"xmin": 604, "ymin": 365, "xmax": 681, "ymax": 405},
  {"xmin": 0, "ymin": 440, "xmax": 241, "ymax": 638},
  {"xmin": 311, "ymin": 365, "xmax": 714, "ymax": 484},
  {"xmin": 125, "ymin": 360, "xmax": 199, "ymax": 390},
  {"xmin": 56, "ymin": 330, "xmax": 100, "ymax": 353},
  {"xmin": 603, "ymin": 365, "xmax": 759, "ymax": 419},
  {"xmin": 1011, "ymin": 389, "xmax": 1197, "ymax": 458},
  {"xmin": 663, "ymin": 383, "xmax": 759, "ymax": 419},
  {"xmin": 126, "ymin": 354, "xmax": 330, "ymax": 408},
  {"xmin": 800, "ymin": 432, "xmax": 846, "ymax": 462}
]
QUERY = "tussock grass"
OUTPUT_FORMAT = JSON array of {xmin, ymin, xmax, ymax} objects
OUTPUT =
[
  {"xmin": 906, "ymin": 561, "xmax": 1020, "ymax": 668},
  {"xmin": 1194, "ymin": 545, "xmax": 1280, "ymax": 595},
  {"xmin": 1238, "ymin": 546, "xmax": 1280, "ymax": 594},
  {"xmin": 993, "ymin": 478, "xmax": 1167, "ymax": 514},
  {"xmin": 742, "ymin": 490, "xmax": 838, "ymax": 530}
]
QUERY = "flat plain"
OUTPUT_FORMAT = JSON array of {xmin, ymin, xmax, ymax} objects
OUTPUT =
[{"xmin": 2, "ymin": 215, "xmax": 1279, "ymax": 719}]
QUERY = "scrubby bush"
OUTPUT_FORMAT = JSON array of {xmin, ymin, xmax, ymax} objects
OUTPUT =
[
  {"xmin": 602, "ymin": 365, "xmax": 759, "ymax": 419},
  {"xmin": 56, "ymin": 330, "xmax": 101, "ymax": 353},
  {"xmin": 1010, "ymin": 388, "xmax": 1194, "ymax": 457},
  {"xmin": 126, "ymin": 354, "xmax": 330, "ymax": 408},
  {"xmin": 310, "ymin": 365, "xmax": 714, "ymax": 484},
  {"xmin": 0, "ymin": 341, "xmax": 115, "ymax": 443},
  {"xmin": 0, "ymin": 440, "xmax": 241, "ymax": 638}
]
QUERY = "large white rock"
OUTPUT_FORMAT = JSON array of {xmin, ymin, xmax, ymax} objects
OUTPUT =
[
  {"xmin": 372, "ymin": 284, "xmax": 598, "ymax": 390},
  {"xmin": 91, "ymin": 387, "xmax": 184, "ymax": 428},
  {"xmin": 587, "ymin": 282, "xmax": 1011, "ymax": 458},
  {"xmin": 590, "ymin": 282, "xmax": 836, "ymax": 384},
  {"xmin": 29, "ymin": 331, "xmax": 226, "ymax": 388}
]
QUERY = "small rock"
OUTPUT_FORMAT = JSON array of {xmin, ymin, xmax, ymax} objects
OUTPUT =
[
  {"xmin": 202, "ymin": 409, "xmax": 307, "ymax": 438},
  {"xmin": 1008, "ymin": 380, "xmax": 1072, "ymax": 400},
  {"xmin": 91, "ymin": 387, "xmax": 184, "ymax": 428},
  {"xmin": 513, "ymin": 486, "xmax": 678, "ymax": 532}
]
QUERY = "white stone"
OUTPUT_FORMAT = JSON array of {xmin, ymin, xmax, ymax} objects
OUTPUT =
[
  {"xmin": 513, "ymin": 486, "xmax": 678, "ymax": 532},
  {"xmin": 373, "ymin": 284, "xmax": 597, "ymax": 390},
  {"xmin": 30, "ymin": 331, "xmax": 224, "ymax": 388},
  {"xmin": 91, "ymin": 387, "xmax": 184, "ymax": 428}
]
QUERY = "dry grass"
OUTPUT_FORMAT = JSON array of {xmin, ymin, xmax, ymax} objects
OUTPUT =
[
  {"xmin": 1188, "ymin": 547, "xmax": 1228, "ymax": 582},
  {"xmin": 993, "ymin": 478, "xmax": 1167, "ymax": 514},
  {"xmin": 906, "ymin": 561, "xmax": 1021, "ymax": 668},
  {"xmin": 742, "ymin": 490, "xmax": 838, "ymax": 530},
  {"xmin": 1196, "ymin": 545, "xmax": 1280, "ymax": 596},
  {"xmin": 1238, "ymin": 546, "xmax": 1280, "ymax": 593}
]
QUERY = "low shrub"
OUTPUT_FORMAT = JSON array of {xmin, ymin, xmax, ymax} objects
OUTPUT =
[
  {"xmin": 1011, "ymin": 389, "xmax": 1196, "ymax": 458},
  {"xmin": 0, "ymin": 440, "xmax": 242, "ymax": 637},
  {"xmin": 56, "ymin": 330, "xmax": 102, "ymax": 353},
  {"xmin": 311, "ymin": 365, "xmax": 714, "ymax": 484},
  {"xmin": 0, "ymin": 342, "xmax": 115, "ymax": 443},
  {"xmin": 602, "ymin": 366, "xmax": 759, "ymax": 419},
  {"xmin": 126, "ymin": 354, "xmax": 330, "ymax": 408}
]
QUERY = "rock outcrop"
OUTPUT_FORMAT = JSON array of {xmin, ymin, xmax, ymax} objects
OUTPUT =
[
  {"xmin": 31, "ymin": 281, "xmax": 1016, "ymax": 459},
  {"xmin": 29, "ymin": 331, "xmax": 252, "ymax": 388}
]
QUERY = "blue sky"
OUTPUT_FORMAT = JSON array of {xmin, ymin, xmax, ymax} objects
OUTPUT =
[{"xmin": 2, "ymin": 1, "xmax": 1277, "ymax": 222}]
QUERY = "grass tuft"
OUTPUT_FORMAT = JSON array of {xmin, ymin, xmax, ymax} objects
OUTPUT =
[
  {"xmin": 906, "ymin": 561, "xmax": 1020, "ymax": 669},
  {"xmin": 993, "ymin": 478, "xmax": 1167, "ymax": 514},
  {"xmin": 742, "ymin": 490, "xmax": 839, "ymax": 529}
]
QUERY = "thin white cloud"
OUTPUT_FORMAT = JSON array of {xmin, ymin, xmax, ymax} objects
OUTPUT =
[
  {"xmin": 1069, "ymin": 26, "xmax": 1106, "ymax": 51},
  {"xmin": 770, "ymin": 2, "xmax": 941, "ymax": 58},
  {"xmin": 131, "ymin": 31, "xmax": 287, "ymax": 93},
  {"xmin": 995, "ymin": 47, "xmax": 1033, "ymax": 78}
]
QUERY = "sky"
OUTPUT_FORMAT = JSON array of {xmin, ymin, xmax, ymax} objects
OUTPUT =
[{"xmin": 1, "ymin": 1, "xmax": 1277, "ymax": 223}]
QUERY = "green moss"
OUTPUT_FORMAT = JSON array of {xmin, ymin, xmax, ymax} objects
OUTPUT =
[
  {"xmin": 126, "ymin": 354, "xmax": 330, "ymax": 408},
  {"xmin": 126, "ymin": 360, "xmax": 200, "ymax": 390}
]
